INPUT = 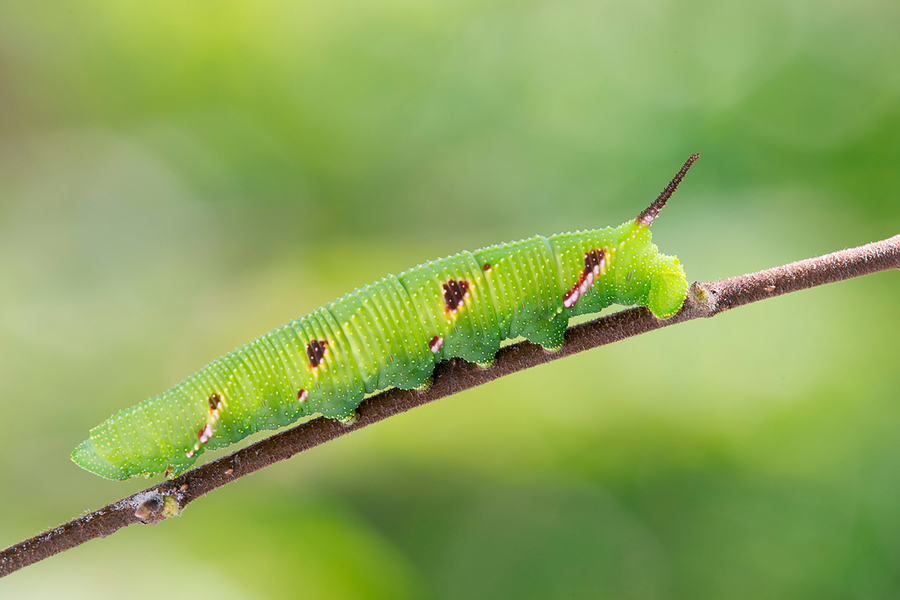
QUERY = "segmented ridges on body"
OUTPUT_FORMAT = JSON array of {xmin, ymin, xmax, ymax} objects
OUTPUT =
[
  {"xmin": 263, "ymin": 329, "xmax": 307, "ymax": 414},
  {"xmin": 73, "ymin": 155, "xmax": 695, "ymax": 479},
  {"xmin": 367, "ymin": 277, "xmax": 433, "ymax": 382},
  {"xmin": 473, "ymin": 236, "xmax": 561, "ymax": 340},
  {"xmin": 334, "ymin": 285, "xmax": 388, "ymax": 392},
  {"xmin": 460, "ymin": 250, "xmax": 501, "ymax": 355}
]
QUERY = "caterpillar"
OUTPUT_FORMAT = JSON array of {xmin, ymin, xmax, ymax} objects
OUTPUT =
[{"xmin": 72, "ymin": 154, "xmax": 698, "ymax": 480}]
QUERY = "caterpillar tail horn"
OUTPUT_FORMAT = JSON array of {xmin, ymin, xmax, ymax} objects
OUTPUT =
[{"xmin": 636, "ymin": 153, "xmax": 699, "ymax": 227}]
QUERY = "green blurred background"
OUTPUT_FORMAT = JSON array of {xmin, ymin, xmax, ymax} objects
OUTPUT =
[{"xmin": 1, "ymin": 0, "xmax": 899, "ymax": 597}]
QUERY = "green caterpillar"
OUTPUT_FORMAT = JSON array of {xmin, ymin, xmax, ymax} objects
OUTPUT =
[{"xmin": 72, "ymin": 154, "xmax": 697, "ymax": 480}]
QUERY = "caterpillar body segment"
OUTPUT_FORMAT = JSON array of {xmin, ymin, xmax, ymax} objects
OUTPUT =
[
  {"xmin": 472, "ymin": 235, "xmax": 566, "ymax": 351},
  {"xmin": 72, "ymin": 155, "xmax": 697, "ymax": 480},
  {"xmin": 329, "ymin": 275, "xmax": 436, "ymax": 394},
  {"xmin": 399, "ymin": 250, "xmax": 501, "ymax": 367}
]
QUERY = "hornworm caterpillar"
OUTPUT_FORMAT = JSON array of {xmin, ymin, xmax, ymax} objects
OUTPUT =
[{"xmin": 72, "ymin": 154, "xmax": 697, "ymax": 480}]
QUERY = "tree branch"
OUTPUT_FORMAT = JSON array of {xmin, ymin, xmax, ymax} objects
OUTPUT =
[{"xmin": 2, "ymin": 235, "xmax": 898, "ymax": 578}]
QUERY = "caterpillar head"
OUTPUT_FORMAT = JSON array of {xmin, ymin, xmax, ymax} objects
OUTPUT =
[{"xmin": 71, "ymin": 438, "xmax": 132, "ymax": 480}]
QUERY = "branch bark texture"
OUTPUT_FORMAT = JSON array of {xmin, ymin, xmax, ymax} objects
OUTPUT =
[{"xmin": 2, "ymin": 234, "xmax": 898, "ymax": 578}]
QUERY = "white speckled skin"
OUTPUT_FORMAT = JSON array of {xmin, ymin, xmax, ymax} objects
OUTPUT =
[{"xmin": 73, "ymin": 207, "xmax": 687, "ymax": 480}]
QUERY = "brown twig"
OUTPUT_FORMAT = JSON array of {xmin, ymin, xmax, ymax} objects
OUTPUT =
[{"xmin": 2, "ymin": 234, "xmax": 898, "ymax": 578}]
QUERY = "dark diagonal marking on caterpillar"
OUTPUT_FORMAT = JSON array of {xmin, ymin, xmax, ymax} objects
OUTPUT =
[
  {"xmin": 306, "ymin": 340, "xmax": 328, "ymax": 368},
  {"xmin": 442, "ymin": 279, "xmax": 470, "ymax": 312},
  {"xmin": 207, "ymin": 393, "xmax": 224, "ymax": 416},
  {"xmin": 563, "ymin": 248, "xmax": 606, "ymax": 309}
]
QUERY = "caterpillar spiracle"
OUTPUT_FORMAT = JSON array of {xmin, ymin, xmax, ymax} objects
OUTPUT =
[{"xmin": 72, "ymin": 154, "xmax": 698, "ymax": 480}]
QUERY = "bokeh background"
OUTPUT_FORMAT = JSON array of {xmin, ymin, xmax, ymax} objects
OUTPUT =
[{"xmin": 1, "ymin": 0, "xmax": 899, "ymax": 597}]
